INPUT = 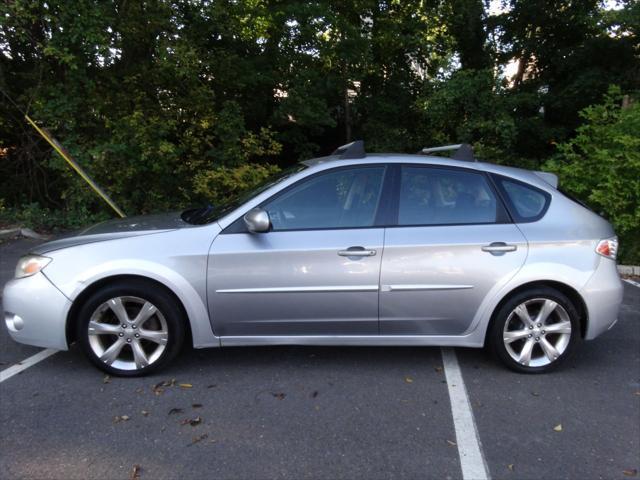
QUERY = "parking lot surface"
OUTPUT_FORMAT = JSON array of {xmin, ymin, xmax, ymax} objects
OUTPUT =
[{"xmin": 1, "ymin": 236, "xmax": 638, "ymax": 479}]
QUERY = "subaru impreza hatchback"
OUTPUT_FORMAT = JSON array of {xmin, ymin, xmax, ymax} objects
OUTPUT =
[{"xmin": 3, "ymin": 142, "xmax": 623, "ymax": 376}]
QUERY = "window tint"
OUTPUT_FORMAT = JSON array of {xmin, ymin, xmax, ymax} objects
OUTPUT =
[
  {"xmin": 398, "ymin": 167, "xmax": 498, "ymax": 225},
  {"xmin": 264, "ymin": 167, "xmax": 385, "ymax": 230},
  {"xmin": 500, "ymin": 178, "xmax": 549, "ymax": 221}
]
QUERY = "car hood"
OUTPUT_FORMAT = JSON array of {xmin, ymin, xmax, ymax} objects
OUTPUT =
[{"xmin": 32, "ymin": 211, "xmax": 192, "ymax": 254}]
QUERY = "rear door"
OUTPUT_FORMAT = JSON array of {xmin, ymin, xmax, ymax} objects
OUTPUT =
[
  {"xmin": 208, "ymin": 165, "xmax": 389, "ymax": 337},
  {"xmin": 379, "ymin": 164, "xmax": 527, "ymax": 335}
]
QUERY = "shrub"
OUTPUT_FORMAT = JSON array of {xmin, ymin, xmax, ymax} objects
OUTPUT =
[
  {"xmin": 545, "ymin": 87, "xmax": 640, "ymax": 264},
  {"xmin": 192, "ymin": 163, "xmax": 281, "ymax": 207}
]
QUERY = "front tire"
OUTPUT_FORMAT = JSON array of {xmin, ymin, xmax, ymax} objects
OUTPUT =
[
  {"xmin": 76, "ymin": 280, "xmax": 185, "ymax": 377},
  {"xmin": 489, "ymin": 287, "xmax": 580, "ymax": 373}
]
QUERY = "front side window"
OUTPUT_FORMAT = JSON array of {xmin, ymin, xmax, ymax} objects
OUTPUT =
[
  {"xmin": 264, "ymin": 166, "xmax": 386, "ymax": 231},
  {"xmin": 398, "ymin": 166, "xmax": 499, "ymax": 226}
]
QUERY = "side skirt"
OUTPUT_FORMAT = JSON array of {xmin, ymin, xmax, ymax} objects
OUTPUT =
[{"xmin": 218, "ymin": 335, "xmax": 484, "ymax": 348}]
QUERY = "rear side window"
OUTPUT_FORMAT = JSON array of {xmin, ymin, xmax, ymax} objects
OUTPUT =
[
  {"xmin": 494, "ymin": 176, "xmax": 550, "ymax": 222},
  {"xmin": 398, "ymin": 166, "xmax": 501, "ymax": 226}
]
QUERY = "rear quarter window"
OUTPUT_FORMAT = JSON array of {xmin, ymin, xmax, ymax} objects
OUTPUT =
[{"xmin": 493, "ymin": 175, "xmax": 551, "ymax": 222}]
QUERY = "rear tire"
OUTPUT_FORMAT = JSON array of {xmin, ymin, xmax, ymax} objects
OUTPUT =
[
  {"xmin": 76, "ymin": 279, "xmax": 185, "ymax": 377},
  {"xmin": 489, "ymin": 287, "xmax": 581, "ymax": 373}
]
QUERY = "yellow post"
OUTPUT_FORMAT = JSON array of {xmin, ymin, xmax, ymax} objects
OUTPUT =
[{"xmin": 25, "ymin": 115, "xmax": 126, "ymax": 218}]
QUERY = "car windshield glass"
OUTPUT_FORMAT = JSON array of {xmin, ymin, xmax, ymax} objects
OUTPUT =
[{"xmin": 181, "ymin": 164, "xmax": 308, "ymax": 225}]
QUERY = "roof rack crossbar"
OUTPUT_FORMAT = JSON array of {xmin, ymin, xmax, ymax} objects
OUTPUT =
[
  {"xmin": 332, "ymin": 140, "xmax": 366, "ymax": 159},
  {"xmin": 420, "ymin": 143, "xmax": 476, "ymax": 162}
]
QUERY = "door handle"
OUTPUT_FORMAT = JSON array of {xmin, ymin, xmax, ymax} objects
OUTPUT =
[
  {"xmin": 338, "ymin": 247, "xmax": 377, "ymax": 257},
  {"xmin": 482, "ymin": 242, "xmax": 517, "ymax": 255}
]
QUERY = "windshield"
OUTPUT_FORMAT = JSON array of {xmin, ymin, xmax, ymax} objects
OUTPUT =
[{"xmin": 181, "ymin": 163, "xmax": 308, "ymax": 225}]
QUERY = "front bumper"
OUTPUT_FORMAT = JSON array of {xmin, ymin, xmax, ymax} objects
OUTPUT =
[
  {"xmin": 3, "ymin": 272, "xmax": 71, "ymax": 350},
  {"xmin": 581, "ymin": 258, "xmax": 624, "ymax": 340}
]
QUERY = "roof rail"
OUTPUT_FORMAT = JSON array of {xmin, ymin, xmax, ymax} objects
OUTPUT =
[
  {"xmin": 332, "ymin": 140, "xmax": 366, "ymax": 159},
  {"xmin": 420, "ymin": 143, "xmax": 476, "ymax": 162}
]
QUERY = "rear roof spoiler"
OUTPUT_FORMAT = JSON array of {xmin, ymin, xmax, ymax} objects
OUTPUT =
[{"xmin": 533, "ymin": 171, "xmax": 558, "ymax": 188}]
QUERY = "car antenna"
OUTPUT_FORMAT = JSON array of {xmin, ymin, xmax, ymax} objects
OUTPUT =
[{"xmin": 332, "ymin": 140, "xmax": 366, "ymax": 159}]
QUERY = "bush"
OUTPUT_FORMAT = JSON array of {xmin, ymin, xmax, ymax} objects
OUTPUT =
[
  {"xmin": 544, "ymin": 87, "xmax": 640, "ymax": 264},
  {"xmin": 193, "ymin": 163, "xmax": 281, "ymax": 207},
  {"xmin": 0, "ymin": 202, "xmax": 109, "ymax": 232}
]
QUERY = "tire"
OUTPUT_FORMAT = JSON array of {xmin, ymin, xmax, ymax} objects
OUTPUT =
[
  {"xmin": 76, "ymin": 279, "xmax": 185, "ymax": 377},
  {"xmin": 488, "ymin": 287, "xmax": 581, "ymax": 373}
]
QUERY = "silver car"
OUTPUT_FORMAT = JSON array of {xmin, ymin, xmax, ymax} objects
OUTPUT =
[{"xmin": 3, "ymin": 142, "xmax": 623, "ymax": 376}]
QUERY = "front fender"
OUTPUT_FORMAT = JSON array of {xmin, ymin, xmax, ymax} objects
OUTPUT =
[
  {"xmin": 41, "ymin": 226, "xmax": 221, "ymax": 348},
  {"xmin": 57, "ymin": 259, "xmax": 219, "ymax": 348}
]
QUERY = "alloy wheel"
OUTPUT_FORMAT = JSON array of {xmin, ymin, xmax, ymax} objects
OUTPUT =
[
  {"xmin": 87, "ymin": 296, "xmax": 169, "ymax": 371},
  {"xmin": 503, "ymin": 298, "xmax": 572, "ymax": 367}
]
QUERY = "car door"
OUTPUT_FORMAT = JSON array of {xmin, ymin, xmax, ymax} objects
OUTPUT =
[
  {"xmin": 379, "ymin": 164, "xmax": 528, "ymax": 335},
  {"xmin": 208, "ymin": 165, "xmax": 388, "ymax": 337}
]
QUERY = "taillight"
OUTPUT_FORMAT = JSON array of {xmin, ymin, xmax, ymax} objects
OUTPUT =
[{"xmin": 596, "ymin": 237, "xmax": 618, "ymax": 260}]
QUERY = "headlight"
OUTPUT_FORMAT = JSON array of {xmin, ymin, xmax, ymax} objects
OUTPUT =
[{"xmin": 15, "ymin": 255, "xmax": 52, "ymax": 279}]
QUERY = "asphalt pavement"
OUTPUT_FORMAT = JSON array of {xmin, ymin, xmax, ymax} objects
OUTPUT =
[{"xmin": 1, "ymin": 236, "xmax": 638, "ymax": 480}]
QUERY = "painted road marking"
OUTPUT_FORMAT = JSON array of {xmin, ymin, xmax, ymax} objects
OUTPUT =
[
  {"xmin": 623, "ymin": 278, "xmax": 640, "ymax": 288},
  {"xmin": 0, "ymin": 349, "xmax": 58, "ymax": 383},
  {"xmin": 441, "ymin": 347, "xmax": 490, "ymax": 480}
]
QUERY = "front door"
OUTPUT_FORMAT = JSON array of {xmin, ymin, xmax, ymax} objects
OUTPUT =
[
  {"xmin": 379, "ymin": 165, "xmax": 528, "ymax": 335},
  {"xmin": 208, "ymin": 165, "xmax": 388, "ymax": 337}
]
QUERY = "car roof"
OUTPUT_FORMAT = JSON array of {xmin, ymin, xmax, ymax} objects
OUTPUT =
[{"xmin": 302, "ymin": 153, "xmax": 558, "ymax": 192}]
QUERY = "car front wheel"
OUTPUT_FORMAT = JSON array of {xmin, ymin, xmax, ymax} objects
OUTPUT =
[
  {"xmin": 76, "ymin": 280, "xmax": 185, "ymax": 376},
  {"xmin": 489, "ymin": 287, "xmax": 580, "ymax": 373}
]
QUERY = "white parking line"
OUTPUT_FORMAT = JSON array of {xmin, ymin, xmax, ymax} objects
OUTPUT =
[
  {"xmin": 0, "ymin": 349, "xmax": 58, "ymax": 383},
  {"xmin": 623, "ymin": 278, "xmax": 640, "ymax": 288},
  {"xmin": 441, "ymin": 347, "xmax": 490, "ymax": 480}
]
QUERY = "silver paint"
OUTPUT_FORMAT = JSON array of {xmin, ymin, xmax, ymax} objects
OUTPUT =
[{"xmin": 3, "ymin": 153, "xmax": 623, "ymax": 361}]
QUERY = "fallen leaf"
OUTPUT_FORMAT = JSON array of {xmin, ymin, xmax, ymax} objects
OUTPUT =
[
  {"xmin": 508, "ymin": 464, "xmax": 514, "ymax": 472},
  {"xmin": 181, "ymin": 416, "xmax": 202, "ymax": 426},
  {"xmin": 434, "ymin": 366, "xmax": 443, "ymax": 373},
  {"xmin": 271, "ymin": 392, "xmax": 286, "ymax": 400},
  {"xmin": 623, "ymin": 469, "xmax": 638, "ymax": 477},
  {"xmin": 311, "ymin": 391, "xmax": 319, "ymax": 398},
  {"xmin": 446, "ymin": 440, "xmax": 457, "ymax": 447},
  {"xmin": 153, "ymin": 379, "xmax": 176, "ymax": 394},
  {"xmin": 103, "ymin": 375, "xmax": 111, "ymax": 384},
  {"xmin": 405, "ymin": 376, "xmax": 414, "ymax": 383},
  {"xmin": 168, "ymin": 408, "xmax": 183, "ymax": 415},
  {"xmin": 192, "ymin": 403, "xmax": 203, "ymax": 409},
  {"xmin": 161, "ymin": 379, "xmax": 176, "ymax": 387},
  {"xmin": 130, "ymin": 464, "xmax": 141, "ymax": 480},
  {"xmin": 141, "ymin": 410, "xmax": 149, "ymax": 417},
  {"xmin": 188, "ymin": 433, "xmax": 208, "ymax": 446},
  {"xmin": 553, "ymin": 424, "xmax": 562, "ymax": 432},
  {"xmin": 179, "ymin": 383, "xmax": 193, "ymax": 389},
  {"xmin": 114, "ymin": 415, "xmax": 130, "ymax": 423}
]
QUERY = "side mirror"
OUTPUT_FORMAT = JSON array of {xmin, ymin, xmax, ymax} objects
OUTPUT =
[{"xmin": 243, "ymin": 208, "xmax": 270, "ymax": 233}]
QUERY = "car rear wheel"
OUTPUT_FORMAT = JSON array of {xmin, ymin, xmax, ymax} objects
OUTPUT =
[
  {"xmin": 77, "ymin": 280, "xmax": 185, "ymax": 376},
  {"xmin": 489, "ymin": 287, "xmax": 580, "ymax": 373}
]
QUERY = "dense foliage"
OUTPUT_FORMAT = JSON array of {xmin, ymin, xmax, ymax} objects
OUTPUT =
[
  {"xmin": 546, "ymin": 87, "xmax": 640, "ymax": 262},
  {"xmin": 1, "ymin": 0, "xmax": 638, "ymax": 260}
]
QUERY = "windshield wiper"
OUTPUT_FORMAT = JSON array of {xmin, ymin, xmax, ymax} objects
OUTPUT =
[{"xmin": 181, "ymin": 205, "xmax": 215, "ymax": 224}]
